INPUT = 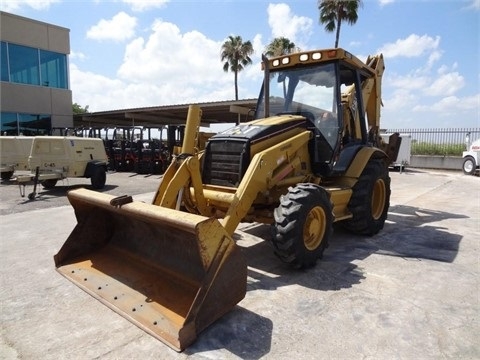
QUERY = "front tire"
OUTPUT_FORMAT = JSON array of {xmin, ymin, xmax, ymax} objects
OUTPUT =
[
  {"xmin": 462, "ymin": 156, "xmax": 476, "ymax": 175},
  {"xmin": 342, "ymin": 158, "xmax": 390, "ymax": 236},
  {"xmin": 90, "ymin": 166, "xmax": 106, "ymax": 189},
  {"xmin": 1, "ymin": 171, "xmax": 14, "ymax": 180},
  {"xmin": 41, "ymin": 179, "xmax": 58, "ymax": 189},
  {"xmin": 272, "ymin": 183, "xmax": 333, "ymax": 269}
]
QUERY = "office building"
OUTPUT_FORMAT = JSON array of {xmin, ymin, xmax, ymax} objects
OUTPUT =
[{"xmin": 1, "ymin": 11, "xmax": 73, "ymax": 135}]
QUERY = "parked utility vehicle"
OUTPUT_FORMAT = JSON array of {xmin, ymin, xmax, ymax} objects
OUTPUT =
[
  {"xmin": 55, "ymin": 48, "xmax": 399, "ymax": 351},
  {"xmin": 0, "ymin": 136, "xmax": 35, "ymax": 180},
  {"xmin": 17, "ymin": 136, "xmax": 108, "ymax": 199},
  {"xmin": 462, "ymin": 135, "xmax": 480, "ymax": 175}
]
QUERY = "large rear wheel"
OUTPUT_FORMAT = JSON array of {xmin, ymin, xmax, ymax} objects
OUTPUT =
[
  {"xmin": 342, "ymin": 158, "xmax": 390, "ymax": 235},
  {"xmin": 272, "ymin": 183, "xmax": 333, "ymax": 269},
  {"xmin": 462, "ymin": 156, "xmax": 476, "ymax": 175}
]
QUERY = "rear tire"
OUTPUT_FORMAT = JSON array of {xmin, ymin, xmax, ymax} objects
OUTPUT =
[
  {"xmin": 272, "ymin": 183, "xmax": 333, "ymax": 269},
  {"xmin": 342, "ymin": 158, "xmax": 390, "ymax": 235},
  {"xmin": 90, "ymin": 167, "xmax": 106, "ymax": 189},
  {"xmin": 462, "ymin": 156, "xmax": 476, "ymax": 175},
  {"xmin": 41, "ymin": 179, "xmax": 58, "ymax": 189},
  {"xmin": 1, "ymin": 171, "xmax": 14, "ymax": 180}
]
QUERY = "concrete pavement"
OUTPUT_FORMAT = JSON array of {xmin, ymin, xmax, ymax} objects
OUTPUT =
[{"xmin": 1, "ymin": 169, "xmax": 479, "ymax": 359}]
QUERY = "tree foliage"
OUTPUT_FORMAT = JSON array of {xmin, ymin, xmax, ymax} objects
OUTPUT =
[
  {"xmin": 72, "ymin": 103, "xmax": 89, "ymax": 115},
  {"xmin": 264, "ymin": 37, "xmax": 298, "ymax": 58},
  {"xmin": 220, "ymin": 35, "xmax": 254, "ymax": 101},
  {"xmin": 318, "ymin": 0, "xmax": 362, "ymax": 48}
]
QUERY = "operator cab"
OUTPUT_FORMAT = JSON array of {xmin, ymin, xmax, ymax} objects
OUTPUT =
[{"xmin": 255, "ymin": 51, "xmax": 372, "ymax": 176}]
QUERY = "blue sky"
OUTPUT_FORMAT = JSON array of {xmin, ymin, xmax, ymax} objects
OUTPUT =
[{"xmin": 1, "ymin": 0, "xmax": 479, "ymax": 129}]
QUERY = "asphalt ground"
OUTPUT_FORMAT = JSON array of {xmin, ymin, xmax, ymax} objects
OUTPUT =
[
  {"xmin": 0, "ymin": 171, "xmax": 163, "ymax": 216},
  {"xmin": 1, "ymin": 168, "xmax": 479, "ymax": 359}
]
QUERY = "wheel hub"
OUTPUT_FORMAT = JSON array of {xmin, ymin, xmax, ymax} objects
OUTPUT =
[
  {"xmin": 464, "ymin": 160, "xmax": 473, "ymax": 172},
  {"xmin": 371, "ymin": 178, "xmax": 386, "ymax": 220},
  {"xmin": 303, "ymin": 207, "xmax": 326, "ymax": 250}
]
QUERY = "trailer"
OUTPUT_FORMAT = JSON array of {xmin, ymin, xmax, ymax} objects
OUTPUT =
[
  {"xmin": 0, "ymin": 136, "xmax": 35, "ymax": 180},
  {"xmin": 16, "ymin": 136, "xmax": 108, "ymax": 200},
  {"xmin": 381, "ymin": 133, "xmax": 411, "ymax": 171}
]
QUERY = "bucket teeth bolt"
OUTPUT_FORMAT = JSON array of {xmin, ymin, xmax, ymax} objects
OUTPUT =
[{"xmin": 110, "ymin": 195, "xmax": 133, "ymax": 207}]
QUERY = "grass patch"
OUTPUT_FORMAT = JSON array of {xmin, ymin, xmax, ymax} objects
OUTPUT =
[{"xmin": 411, "ymin": 142, "xmax": 464, "ymax": 156}]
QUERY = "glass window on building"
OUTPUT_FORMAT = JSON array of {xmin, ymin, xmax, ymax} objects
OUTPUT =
[
  {"xmin": 8, "ymin": 43, "xmax": 40, "ymax": 86},
  {"xmin": 1, "ymin": 42, "xmax": 68, "ymax": 89},
  {"xmin": 18, "ymin": 113, "xmax": 51, "ymax": 135},
  {"xmin": 1, "ymin": 112, "xmax": 51, "ymax": 135},
  {"xmin": 40, "ymin": 49, "xmax": 68, "ymax": 89},
  {"xmin": 1, "ymin": 42, "xmax": 9, "ymax": 81},
  {"xmin": 1, "ymin": 112, "xmax": 18, "ymax": 135}
]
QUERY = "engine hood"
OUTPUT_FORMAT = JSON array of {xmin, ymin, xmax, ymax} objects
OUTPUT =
[{"xmin": 214, "ymin": 114, "xmax": 307, "ymax": 144}]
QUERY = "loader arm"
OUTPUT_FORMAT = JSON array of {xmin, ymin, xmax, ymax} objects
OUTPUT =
[
  {"xmin": 154, "ymin": 105, "xmax": 313, "ymax": 236},
  {"xmin": 220, "ymin": 130, "xmax": 312, "ymax": 235},
  {"xmin": 152, "ymin": 105, "xmax": 209, "ymax": 214},
  {"xmin": 152, "ymin": 153, "xmax": 208, "ymax": 214},
  {"xmin": 155, "ymin": 129, "xmax": 313, "ymax": 236}
]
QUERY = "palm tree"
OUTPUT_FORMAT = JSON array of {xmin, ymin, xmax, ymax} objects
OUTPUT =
[
  {"xmin": 221, "ymin": 35, "xmax": 254, "ymax": 101},
  {"xmin": 264, "ymin": 37, "xmax": 298, "ymax": 99},
  {"xmin": 264, "ymin": 37, "xmax": 298, "ymax": 58},
  {"xmin": 318, "ymin": 0, "xmax": 362, "ymax": 48}
]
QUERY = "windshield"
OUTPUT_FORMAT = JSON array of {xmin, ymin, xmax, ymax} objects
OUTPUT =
[{"xmin": 256, "ymin": 62, "xmax": 340, "ymax": 148}]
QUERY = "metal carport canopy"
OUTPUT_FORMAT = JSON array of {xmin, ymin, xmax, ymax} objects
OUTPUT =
[{"xmin": 74, "ymin": 99, "xmax": 258, "ymax": 128}]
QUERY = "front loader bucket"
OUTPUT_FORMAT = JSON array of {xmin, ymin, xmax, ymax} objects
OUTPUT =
[{"xmin": 54, "ymin": 188, "xmax": 247, "ymax": 351}]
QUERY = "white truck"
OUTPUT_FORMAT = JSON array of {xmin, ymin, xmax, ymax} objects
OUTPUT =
[
  {"xmin": 462, "ymin": 135, "xmax": 480, "ymax": 175},
  {"xmin": 15, "ymin": 136, "xmax": 108, "ymax": 199}
]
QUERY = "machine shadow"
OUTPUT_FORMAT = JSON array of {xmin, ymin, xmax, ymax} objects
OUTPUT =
[
  {"xmin": 379, "ymin": 204, "xmax": 466, "ymax": 262},
  {"xmin": 235, "ymin": 203, "xmax": 466, "ymax": 294},
  {"xmin": 18, "ymin": 184, "xmax": 118, "ymax": 203},
  {"xmin": 186, "ymin": 307, "xmax": 273, "ymax": 360}
]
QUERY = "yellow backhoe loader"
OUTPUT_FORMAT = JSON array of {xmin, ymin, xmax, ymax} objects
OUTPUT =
[{"xmin": 54, "ymin": 48, "xmax": 399, "ymax": 351}]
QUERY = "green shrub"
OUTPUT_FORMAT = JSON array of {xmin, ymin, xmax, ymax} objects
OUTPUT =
[{"xmin": 411, "ymin": 142, "xmax": 464, "ymax": 156}]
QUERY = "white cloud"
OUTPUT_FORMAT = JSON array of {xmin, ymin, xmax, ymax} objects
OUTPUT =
[
  {"xmin": 388, "ymin": 74, "xmax": 429, "ymax": 91},
  {"xmin": 122, "ymin": 0, "xmax": 169, "ymax": 12},
  {"xmin": 382, "ymin": 92, "xmax": 480, "ymax": 128},
  {"xmin": 413, "ymin": 94, "xmax": 480, "ymax": 115},
  {"xmin": 251, "ymin": 34, "xmax": 264, "ymax": 61},
  {"xmin": 267, "ymin": 3, "xmax": 313, "ymax": 50},
  {"xmin": 118, "ymin": 20, "xmax": 225, "ymax": 85},
  {"xmin": 378, "ymin": 34, "xmax": 441, "ymax": 58},
  {"xmin": 383, "ymin": 88, "xmax": 418, "ymax": 112},
  {"xmin": 70, "ymin": 63, "xmax": 126, "ymax": 111},
  {"xmin": 349, "ymin": 41, "xmax": 362, "ymax": 48},
  {"xmin": 0, "ymin": 0, "xmax": 59, "ymax": 11},
  {"xmin": 425, "ymin": 50, "xmax": 443, "ymax": 71},
  {"xmin": 70, "ymin": 50, "xmax": 87, "ymax": 61},
  {"xmin": 72, "ymin": 18, "xmax": 263, "ymax": 111},
  {"xmin": 423, "ymin": 72, "xmax": 465, "ymax": 96},
  {"xmin": 378, "ymin": 0, "xmax": 395, "ymax": 6},
  {"xmin": 86, "ymin": 12, "xmax": 137, "ymax": 42},
  {"xmin": 464, "ymin": 0, "xmax": 480, "ymax": 10}
]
